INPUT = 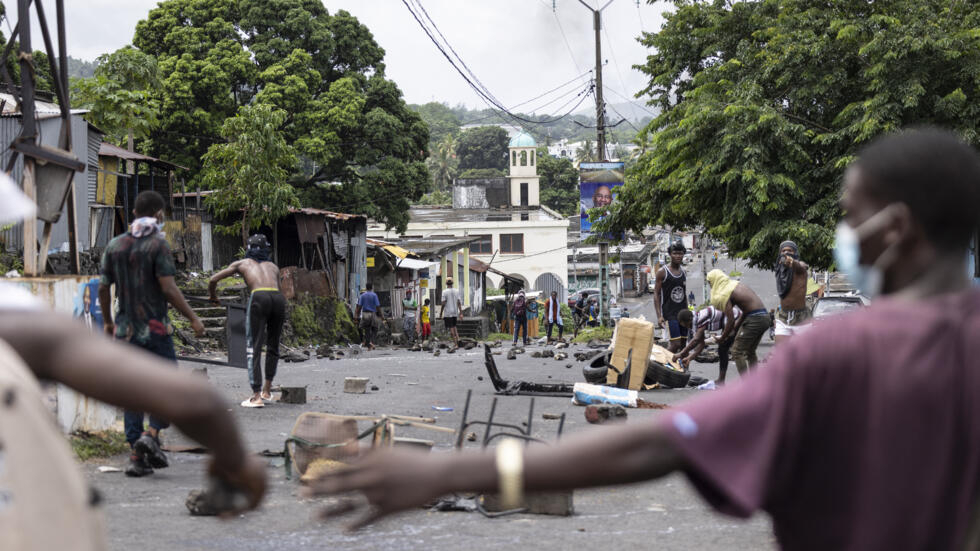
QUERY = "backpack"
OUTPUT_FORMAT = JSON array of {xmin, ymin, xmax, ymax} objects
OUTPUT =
[{"xmin": 513, "ymin": 295, "xmax": 526, "ymax": 317}]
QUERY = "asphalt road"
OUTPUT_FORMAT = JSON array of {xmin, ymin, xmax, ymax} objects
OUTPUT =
[{"xmin": 87, "ymin": 255, "xmax": 781, "ymax": 551}]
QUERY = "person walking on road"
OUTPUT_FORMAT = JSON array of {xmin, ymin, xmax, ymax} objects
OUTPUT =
[
  {"xmin": 511, "ymin": 290, "xmax": 529, "ymax": 346},
  {"xmin": 98, "ymin": 190, "xmax": 205, "ymax": 477},
  {"xmin": 305, "ymin": 127, "xmax": 980, "ymax": 551},
  {"xmin": 773, "ymin": 241, "xmax": 812, "ymax": 344},
  {"xmin": 654, "ymin": 242, "xmax": 689, "ymax": 352},
  {"xmin": 543, "ymin": 291, "xmax": 564, "ymax": 342},
  {"xmin": 402, "ymin": 288, "xmax": 418, "ymax": 345},
  {"xmin": 439, "ymin": 279, "xmax": 462, "ymax": 348},
  {"xmin": 355, "ymin": 283, "xmax": 380, "ymax": 350},
  {"xmin": 707, "ymin": 269, "xmax": 770, "ymax": 375},
  {"xmin": 420, "ymin": 298, "xmax": 431, "ymax": 340},
  {"xmin": 209, "ymin": 234, "xmax": 285, "ymax": 408}
]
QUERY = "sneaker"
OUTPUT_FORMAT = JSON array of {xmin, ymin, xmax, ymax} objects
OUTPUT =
[
  {"xmin": 124, "ymin": 453, "xmax": 153, "ymax": 477},
  {"xmin": 134, "ymin": 433, "xmax": 169, "ymax": 469}
]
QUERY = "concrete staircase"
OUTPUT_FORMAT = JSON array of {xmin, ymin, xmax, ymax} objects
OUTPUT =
[
  {"xmin": 172, "ymin": 283, "xmax": 246, "ymax": 350},
  {"xmin": 456, "ymin": 317, "xmax": 487, "ymax": 340}
]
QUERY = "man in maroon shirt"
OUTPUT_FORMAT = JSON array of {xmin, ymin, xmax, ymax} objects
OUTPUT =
[{"xmin": 306, "ymin": 128, "xmax": 980, "ymax": 550}]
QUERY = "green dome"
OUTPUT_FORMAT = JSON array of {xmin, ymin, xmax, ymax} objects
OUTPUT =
[{"xmin": 508, "ymin": 131, "xmax": 536, "ymax": 148}]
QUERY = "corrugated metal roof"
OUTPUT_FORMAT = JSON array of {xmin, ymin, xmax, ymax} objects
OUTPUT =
[
  {"xmin": 98, "ymin": 142, "xmax": 186, "ymax": 170},
  {"xmin": 0, "ymin": 92, "xmax": 88, "ymax": 118},
  {"xmin": 289, "ymin": 207, "xmax": 365, "ymax": 220}
]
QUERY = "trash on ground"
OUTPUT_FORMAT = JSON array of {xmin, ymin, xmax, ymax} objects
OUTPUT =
[
  {"xmin": 572, "ymin": 382, "xmax": 638, "ymax": 408},
  {"xmin": 97, "ymin": 466, "xmax": 121, "ymax": 473},
  {"xmin": 431, "ymin": 406, "xmax": 453, "ymax": 412},
  {"xmin": 697, "ymin": 380, "xmax": 717, "ymax": 390},
  {"xmin": 343, "ymin": 377, "xmax": 369, "ymax": 394},
  {"xmin": 584, "ymin": 404, "xmax": 628, "ymax": 424}
]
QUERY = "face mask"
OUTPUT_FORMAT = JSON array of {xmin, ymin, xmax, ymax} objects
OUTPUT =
[{"xmin": 833, "ymin": 204, "xmax": 901, "ymax": 298}]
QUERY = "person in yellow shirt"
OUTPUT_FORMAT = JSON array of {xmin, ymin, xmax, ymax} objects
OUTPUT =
[{"xmin": 420, "ymin": 298, "xmax": 431, "ymax": 339}]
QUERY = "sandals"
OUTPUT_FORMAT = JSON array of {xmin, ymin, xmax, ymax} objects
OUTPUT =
[{"xmin": 240, "ymin": 398, "xmax": 264, "ymax": 408}]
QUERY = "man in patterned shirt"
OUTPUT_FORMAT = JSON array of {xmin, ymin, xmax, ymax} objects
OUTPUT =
[
  {"xmin": 675, "ymin": 305, "xmax": 743, "ymax": 384},
  {"xmin": 99, "ymin": 190, "xmax": 205, "ymax": 477}
]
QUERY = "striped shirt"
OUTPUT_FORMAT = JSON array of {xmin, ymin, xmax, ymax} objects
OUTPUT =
[{"xmin": 693, "ymin": 305, "xmax": 742, "ymax": 332}]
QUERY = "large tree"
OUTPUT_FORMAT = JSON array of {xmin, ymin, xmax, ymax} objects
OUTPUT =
[
  {"xmin": 456, "ymin": 125, "xmax": 509, "ymax": 172},
  {"xmin": 201, "ymin": 103, "xmax": 298, "ymax": 245},
  {"xmin": 599, "ymin": 0, "xmax": 980, "ymax": 268},
  {"xmin": 537, "ymin": 147, "xmax": 579, "ymax": 216},
  {"xmin": 130, "ymin": 0, "xmax": 429, "ymax": 232}
]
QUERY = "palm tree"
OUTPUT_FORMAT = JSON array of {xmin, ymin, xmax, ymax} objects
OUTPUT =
[
  {"xmin": 575, "ymin": 139, "xmax": 596, "ymax": 164},
  {"xmin": 427, "ymin": 134, "xmax": 458, "ymax": 191}
]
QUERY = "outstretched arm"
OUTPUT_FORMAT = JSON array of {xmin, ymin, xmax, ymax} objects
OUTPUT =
[
  {"xmin": 307, "ymin": 418, "xmax": 685, "ymax": 529},
  {"xmin": 0, "ymin": 311, "xmax": 266, "ymax": 511},
  {"xmin": 208, "ymin": 263, "xmax": 241, "ymax": 302}
]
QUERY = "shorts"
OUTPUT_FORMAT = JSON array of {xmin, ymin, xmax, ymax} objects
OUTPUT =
[
  {"xmin": 444, "ymin": 316, "xmax": 457, "ymax": 329},
  {"xmin": 774, "ymin": 308, "xmax": 812, "ymax": 337},
  {"xmin": 667, "ymin": 319, "xmax": 689, "ymax": 340}
]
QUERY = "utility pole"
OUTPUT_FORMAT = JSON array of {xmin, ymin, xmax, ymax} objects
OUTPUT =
[{"xmin": 578, "ymin": 0, "xmax": 614, "ymax": 161}]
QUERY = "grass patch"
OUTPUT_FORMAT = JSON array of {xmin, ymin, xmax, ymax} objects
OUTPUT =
[
  {"xmin": 729, "ymin": 270, "xmax": 743, "ymax": 278},
  {"xmin": 70, "ymin": 430, "xmax": 129, "ymax": 461},
  {"xmin": 485, "ymin": 332, "xmax": 512, "ymax": 342},
  {"xmin": 571, "ymin": 326, "xmax": 614, "ymax": 343}
]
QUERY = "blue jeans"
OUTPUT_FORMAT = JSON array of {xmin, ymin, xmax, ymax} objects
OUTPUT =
[
  {"xmin": 123, "ymin": 333, "xmax": 175, "ymax": 445},
  {"xmin": 513, "ymin": 315, "xmax": 528, "ymax": 344}
]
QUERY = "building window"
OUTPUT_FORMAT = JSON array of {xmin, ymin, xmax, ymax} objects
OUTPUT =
[
  {"xmin": 500, "ymin": 233, "xmax": 524, "ymax": 254},
  {"xmin": 520, "ymin": 150, "xmax": 527, "ymax": 166},
  {"xmin": 512, "ymin": 151, "xmax": 517, "ymax": 166},
  {"xmin": 530, "ymin": 150, "xmax": 535, "ymax": 166},
  {"xmin": 469, "ymin": 234, "xmax": 492, "ymax": 254}
]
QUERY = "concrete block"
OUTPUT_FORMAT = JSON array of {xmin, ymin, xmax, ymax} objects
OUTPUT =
[
  {"xmin": 279, "ymin": 386, "xmax": 307, "ymax": 404},
  {"xmin": 343, "ymin": 377, "xmax": 369, "ymax": 394},
  {"xmin": 482, "ymin": 491, "xmax": 574, "ymax": 516}
]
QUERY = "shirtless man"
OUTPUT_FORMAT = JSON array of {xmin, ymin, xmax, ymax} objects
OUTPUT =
[
  {"xmin": 707, "ymin": 269, "xmax": 770, "ymax": 375},
  {"xmin": 209, "ymin": 234, "xmax": 285, "ymax": 408},
  {"xmin": 654, "ymin": 242, "xmax": 689, "ymax": 352},
  {"xmin": 773, "ymin": 241, "xmax": 811, "ymax": 344}
]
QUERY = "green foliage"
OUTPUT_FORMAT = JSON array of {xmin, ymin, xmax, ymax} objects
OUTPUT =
[
  {"xmin": 486, "ymin": 287, "xmax": 505, "ymax": 296},
  {"xmin": 70, "ymin": 431, "xmax": 129, "ymax": 461},
  {"xmin": 458, "ymin": 168, "xmax": 505, "ymax": 179},
  {"xmin": 729, "ymin": 271, "xmax": 743, "ymax": 278},
  {"xmin": 415, "ymin": 189, "xmax": 452, "ymax": 206},
  {"xmin": 457, "ymin": 126, "xmax": 509, "ymax": 171},
  {"xmin": 286, "ymin": 294, "xmax": 359, "ymax": 346},
  {"xmin": 598, "ymin": 0, "xmax": 980, "ymax": 269},
  {"xmin": 67, "ymin": 56, "xmax": 97, "ymax": 78},
  {"xmin": 575, "ymin": 139, "xmax": 597, "ymax": 163},
  {"xmin": 572, "ymin": 326, "xmax": 614, "ymax": 343},
  {"xmin": 70, "ymin": 46, "xmax": 160, "ymax": 145},
  {"xmin": 537, "ymin": 148, "xmax": 579, "ymax": 215},
  {"xmin": 485, "ymin": 332, "xmax": 513, "ymax": 342},
  {"xmin": 426, "ymin": 134, "xmax": 458, "ymax": 191},
  {"xmin": 130, "ymin": 1, "xmax": 428, "ymax": 231},
  {"xmin": 411, "ymin": 102, "xmax": 461, "ymax": 148},
  {"xmin": 560, "ymin": 303, "xmax": 574, "ymax": 328},
  {"xmin": 201, "ymin": 104, "xmax": 299, "ymax": 244}
]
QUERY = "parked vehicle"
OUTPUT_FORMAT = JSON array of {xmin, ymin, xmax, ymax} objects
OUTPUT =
[{"xmin": 811, "ymin": 293, "xmax": 870, "ymax": 320}]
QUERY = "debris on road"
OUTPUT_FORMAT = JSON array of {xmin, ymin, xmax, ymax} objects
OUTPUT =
[
  {"xmin": 97, "ymin": 466, "xmax": 121, "ymax": 473},
  {"xmin": 541, "ymin": 413, "xmax": 562, "ymax": 420},
  {"xmin": 636, "ymin": 399, "xmax": 669, "ymax": 409},
  {"xmin": 432, "ymin": 406, "xmax": 453, "ymax": 412},
  {"xmin": 279, "ymin": 387, "xmax": 307, "ymax": 404},
  {"xmin": 584, "ymin": 404, "xmax": 628, "ymax": 424},
  {"xmin": 370, "ymin": 385, "xmax": 380, "ymax": 391},
  {"xmin": 484, "ymin": 345, "xmax": 574, "ymax": 396},
  {"xmin": 553, "ymin": 352, "xmax": 568, "ymax": 360},
  {"xmin": 343, "ymin": 377, "xmax": 369, "ymax": 394}
]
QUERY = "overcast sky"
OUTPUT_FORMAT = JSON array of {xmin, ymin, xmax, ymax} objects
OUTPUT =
[{"xmin": 9, "ymin": 1, "xmax": 667, "ymax": 116}]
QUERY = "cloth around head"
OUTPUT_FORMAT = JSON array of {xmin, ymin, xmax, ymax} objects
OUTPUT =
[
  {"xmin": 246, "ymin": 233, "xmax": 271, "ymax": 261},
  {"xmin": 779, "ymin": 241, "xmax": 798, "ymax": 255},
  {"xmin": 0, "ymin": 171, "xmax": 36, "ymax": 225},
  {"xmin": 707, "ymin": 269, "xmax": 738, "ymax": 309}
]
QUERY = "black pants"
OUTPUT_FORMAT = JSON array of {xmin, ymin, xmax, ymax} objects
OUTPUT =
[
  {"xmin": 246, "ymin": 290, "xmax": 286, "ymax": 393},
  {"xmin": 717, "ymin": 335, "xmax": 733, "ymax": 380},
  {"xmin": 547, "ymin": 321, "xmax": 564, "ymax": 340}
]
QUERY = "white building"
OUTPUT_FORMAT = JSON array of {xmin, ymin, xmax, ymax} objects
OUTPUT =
[{"xmin": 368, "ymin": 131, "xmax": 570, "ymax": 299}]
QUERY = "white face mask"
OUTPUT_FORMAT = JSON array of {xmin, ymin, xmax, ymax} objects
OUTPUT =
[{"xmin": 833, "ymin": 204, "xmax": 902, "ymax": 298}]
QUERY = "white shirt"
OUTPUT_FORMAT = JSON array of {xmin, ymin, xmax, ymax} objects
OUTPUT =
[{"xmin": 441, "ymin": 288, "xmax": 461, "ymax": 317}]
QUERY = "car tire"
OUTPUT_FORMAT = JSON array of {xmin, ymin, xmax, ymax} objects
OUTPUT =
[
  {"xmin": 583, "ymin": 350, "xmax": 612, "ymax": 384},
  {"xmin": 647, "ymin": 360, "xmax": 691, "ymax": 389}
]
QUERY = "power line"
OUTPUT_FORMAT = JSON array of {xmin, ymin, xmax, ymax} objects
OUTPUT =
[
  {"xmin": 401, "ymin": 0, "xmax": 589, "ymax": 127},
  {"xmin": 604, "ymin": 95, "xmax": 640, "ymax": 132},
  {"xmin": 603, "ymin": 85, "xmax": 659, "ymax": 118},
  {"xmin": 464, "ymin": 81, "xmax": 593, "ymax": 126}
]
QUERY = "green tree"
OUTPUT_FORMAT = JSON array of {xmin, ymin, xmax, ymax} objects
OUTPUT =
[
  {"xmin": 70, "ymin": 46, "xmax": 160, "ymax": 146},
  {"xmin": 201, "ymin": 104, "xmax": 298, "ymax": 245},
  {"xmin": 575, "ymin": 139, "xmax": 596, "ymax": 163},
  {"xmin": 537, "ymin": 147, "xmax": 579, "ymax": 215},
  {"xmin": 600, "ymin": 0, "xmax": 980, "ymax": 268},
  {"xmin": 131, "ymin": 0, "xmax": 428, "ymax": 231},
  {"xmin": 427, "ymin": 134, "xmax": 458, "ymax": 191},
  {"xmin": 411, "ymin": 102, "xmax": 461, "ymax": 149},
  {"xmin": 0, "ymin": 2, "xmax": 54, "ymax": 93},
  {"xmin": 457, "ymin": 125, "xmax": 509, "ymax": 171}
]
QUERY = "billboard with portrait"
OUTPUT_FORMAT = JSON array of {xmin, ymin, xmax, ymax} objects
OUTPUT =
[{"xmin": 579, "ymin": 161, "xmax": 625, "ymax": 236}]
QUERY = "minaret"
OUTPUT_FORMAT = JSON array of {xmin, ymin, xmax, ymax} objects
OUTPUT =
[{"xmin": 507, "ymin": 131, "xmax": 540, "ymax": 207}]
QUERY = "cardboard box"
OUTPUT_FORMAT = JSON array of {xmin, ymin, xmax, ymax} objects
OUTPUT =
[{"xmin": 606, "ymin": 318, "xmax": 656, "ymax": 390}]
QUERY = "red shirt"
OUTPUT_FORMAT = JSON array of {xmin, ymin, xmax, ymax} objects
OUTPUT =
[{"xmin": 665, "ymin": 290, "xmax": 980, "ymax": 550}]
